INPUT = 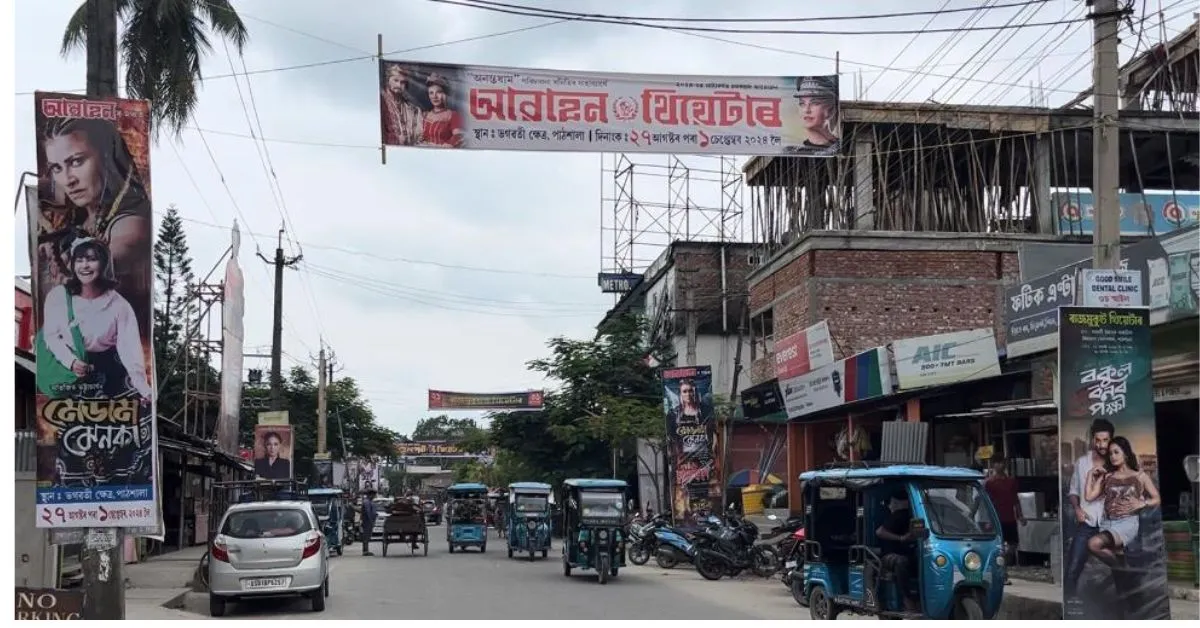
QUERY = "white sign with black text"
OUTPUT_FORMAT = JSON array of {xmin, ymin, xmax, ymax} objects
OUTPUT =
[{"xmin": 1078, "ymin": 268, "xmax": 1143, "ymax": 308}]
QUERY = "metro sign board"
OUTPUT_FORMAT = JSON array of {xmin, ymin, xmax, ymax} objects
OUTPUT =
[{"xmin": 598, "ymin": 272, "xmax": 642, "ymax": 293}]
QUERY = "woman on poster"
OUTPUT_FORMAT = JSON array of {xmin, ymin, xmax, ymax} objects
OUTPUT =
[
  {"xmin": 40, "ymin": 237, "xmax": 152, "ymax": 400},
  {"xmin": 38, "ymin": 115, "xmax": 152, "ymax": 324},
  {"xmin": 786, "ymin": 76, "xmax": 841, "ymax": 157},
  {"xmin": 1084, "ymin": 436, "xmax": 1161, "ymax": 565},
  {"xmin": 420, "ymin": 72, "xmax": 465, "ymax": 148}
]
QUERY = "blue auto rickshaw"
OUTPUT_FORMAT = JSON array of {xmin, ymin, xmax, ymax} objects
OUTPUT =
[
  {"xmin": 798, "ymin": 464, "xmax": 1005, "ymax": 620},
  {"xmin": 561, "ymin": 479, "xmax": 628, "ymax": 584},
  {"xmin": 307, "ymin": 487, "xmax": 346, "ymax": 556},
  {"xmin": 446, "ymin": 483, "xmax": 489, "ymax": 553},
  {"xmin": 506, "ymin": 482, "xmax": 553, "ymax": 560}
]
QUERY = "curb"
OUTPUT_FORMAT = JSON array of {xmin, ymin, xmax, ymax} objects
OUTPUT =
[{"xmin": 162, "ymin": 590, "xmax": 191, "ymax": 611}]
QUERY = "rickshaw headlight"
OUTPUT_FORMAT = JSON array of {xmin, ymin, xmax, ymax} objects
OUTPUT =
[
  {"xmin": 526, "ymin": 520, "xmax": 537, "ymax": 530},
  {"xmin": 934, "ymin": 554, "xmax": 948, "ymax": 568},
  {"xmin": 597, "ymin": 529, "xmax": 609, "ymax": 541},
  {"xmin": 963, "ymin": 551, "xmax": 982, "ymax": 571},
  {"xmin": 995, "ymin": 555, "xmax": 1005, "ymax": 567}
]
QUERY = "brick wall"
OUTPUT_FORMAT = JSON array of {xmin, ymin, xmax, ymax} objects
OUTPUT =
[
  {"xmin": 670, "ymin": 243, "xmax": 753, "ymax": 335},
  {"xmin": 749, "ymin": 244, "xmax": 1020, "ymax": 384}
]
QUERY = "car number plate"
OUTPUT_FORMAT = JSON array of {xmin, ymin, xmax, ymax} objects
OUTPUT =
[
  {"xmin": 242, "ymin": 577, "xmax": 290, "ymax": 590},
  {"xmin": 785, "ymin": 561, "xmax": 797, "ymax": 569}
]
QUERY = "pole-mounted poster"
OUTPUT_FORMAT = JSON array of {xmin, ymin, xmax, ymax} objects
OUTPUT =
[{"xmin": 30, "ymin": 92, "xmax": 158, "ymax": 529}]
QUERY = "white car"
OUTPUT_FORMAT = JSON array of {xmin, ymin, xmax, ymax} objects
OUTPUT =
[{"xmin": 207, "ymin": 501, "xmax": 330, "ymax": 616}]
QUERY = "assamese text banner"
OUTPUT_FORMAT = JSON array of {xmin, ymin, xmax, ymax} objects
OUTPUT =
[
  {"xmin": 379, "ymin": 60, "xmax": 841, "ymax": 157},
  {"xmin": 30, "ymin": 92, "xmax": 159, "ymax": 529}
]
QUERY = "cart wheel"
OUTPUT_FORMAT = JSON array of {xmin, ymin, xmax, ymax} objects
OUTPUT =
[
  {"xmin": 423, "ymin": 542, "xmax": 428, "ymax": 556},
  {"xmin": 542, "ymin": 549, "xmax": 548, "ymax": 558},
  {"xmin": 449, "ymin": 544, "xmax": 455, "ymax": 554},
  {"xmin": 481, "ymin": 542, "xmax": 487, "ymax": 553},
  {"xmin": 508, "ymin": 547, "xmax": 513, "ymax": 558},
  {"xmin": 336, "ymin": 546, "xmax": 343, "ymax": 557}
]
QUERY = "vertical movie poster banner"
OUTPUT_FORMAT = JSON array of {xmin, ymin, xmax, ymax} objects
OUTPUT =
[
  {"xmin": 30, "ymin": 92, "xmax": 158, "ymax": 529},
  {"xmin": 1058, "ymin": 306, "xmax": 1169, "ymax": 619},
  {"xmin": 380, "ymin": 60, "xmax": 841, "ymax": 156},
  {"xmin": 662, "ymin": 366, "xmax": 716, "ymax": 519}
]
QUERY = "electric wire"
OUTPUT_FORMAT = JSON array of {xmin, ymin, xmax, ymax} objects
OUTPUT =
[{"xmin": 429, "ymin": 0, "xmax": 1088, "ymax": 36}]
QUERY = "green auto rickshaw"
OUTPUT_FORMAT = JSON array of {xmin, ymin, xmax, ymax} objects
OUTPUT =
[{"xmin": 561, "ymin": 479, "xmax": 628, "ymax": 584}]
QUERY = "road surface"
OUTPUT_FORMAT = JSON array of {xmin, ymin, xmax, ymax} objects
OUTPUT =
[{"xmin": 190, "ymin": 527, "xmax": 811, "ymax": 620}]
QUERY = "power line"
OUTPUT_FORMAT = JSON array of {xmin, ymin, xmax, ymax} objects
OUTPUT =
[
  {"xmin": 169, "ymin": 212, "xmax": 596, "ymax": 279},
  {"xmin": 429, "ymin": 0, "xmax": 1088, "ymax": 36},
  {"xmin": 459, "ymin": 0, "xmax": 1059, "ymax": 24}
]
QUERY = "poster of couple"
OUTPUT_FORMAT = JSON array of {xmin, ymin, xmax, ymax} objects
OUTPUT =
[{"xmin": 1058, "ymin": 306, "xmax": 1170, "ymax": 620}]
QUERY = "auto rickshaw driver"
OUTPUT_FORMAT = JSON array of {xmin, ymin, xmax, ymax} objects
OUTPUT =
[{"xmin": 873, "ymin": 489, "xmax": 921, "ymax": 612}]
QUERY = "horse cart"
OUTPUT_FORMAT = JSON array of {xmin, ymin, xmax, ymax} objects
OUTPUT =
[{"xmin": 381, "ymin": 499, "xmax": 429, "ymax": 557}]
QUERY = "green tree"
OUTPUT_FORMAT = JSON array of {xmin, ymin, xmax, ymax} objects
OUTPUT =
[
  {"xmin": 488, "ymin": 313, "xmax": 671, "ymax": 487},
  {"xmin": 238, "ymin": 367, "xmax": 401, "ymax": 477},
  {"xmin": 151, "ymin": 206, "xmax": 193, "ymax": 381},
  {"xmin": 60, "ymin": 0, "xmax": 250, "ymax": 136},
  {"xmin": 411, "ymin": 415, "xmax": 480, "ymax": 441}
]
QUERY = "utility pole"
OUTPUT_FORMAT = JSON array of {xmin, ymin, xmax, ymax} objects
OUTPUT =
[
  {"xmin": 317, "ymin": 346, "xmax": 328, "ymax": 455},
  {"xmin": 80, "ymin": 0, "xmax": 123, "ymax": 620},
  {"xmin": 257, "ymin": 228, "xmax": 302, "ymax": 410},
  {"xmin": 1091, "ymin": 0, "xmax": 1123, "ymax": 269},
  {"xmin": 685, "ymin": 288, "xmax": 698, "ymax": 366}
]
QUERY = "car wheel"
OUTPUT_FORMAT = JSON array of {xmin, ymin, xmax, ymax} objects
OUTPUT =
[
  {"xmin": 208, "ymin": 594, "xmax": 226, "ymax": 618},
  {"xmin": 324, "ymin": 577, "xmax": 330, "ymax": 598},
  {"xmin": 311, "ymin": 584, "xmax": 326, "ymax": 612}
]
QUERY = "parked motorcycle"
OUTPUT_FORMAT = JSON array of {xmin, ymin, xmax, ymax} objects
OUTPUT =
[
  {"xmin": 692, "ymin": 512, "xmax": 776, "ymax": 581},
  {"xmin": 628, "ymin": 513, "xmax": 701, "ymax": 569}
]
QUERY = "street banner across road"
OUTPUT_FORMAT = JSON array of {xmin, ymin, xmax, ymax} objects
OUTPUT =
[
  {"xmin": 29, "ymin": 92, "xmax": 158, "ymax": 529},
  {"xmin": 379, "ymin": 60, "xmax": 841, "ymax": 156},
  {"xmin": 1057, "ymin": 306, "xmax": 1170, "ymax": 620},
  {"xmin": 427, "ymin": 389, "xmax": 545, "ymax": 410},
  {"xmin": 662, "ymin": 365, "xmax": 717, "ymax": 519}
]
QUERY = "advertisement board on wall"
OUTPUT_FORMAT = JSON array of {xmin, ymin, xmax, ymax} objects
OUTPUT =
[
  {"xmin": 30, "ymin": 92, "xmax": 159, "ymax": 529},
  {"xmin": 1055, "ymin": 191, "xmax": 1199, "ymax": 236},
  {"xmin": 380, "ymin": 60, "xmax": 841, "ymax": 156},
  {"xmin": 780, "ymin": 347, "xmax": 891, "ymax": 419},
  {"xmin": 1058, "ymin": 306, "xmax": 1170, "ymax": 620},
  {"xmin": 1078, "ymin": 269, "xmax": 1143, "ymax": 309},
  {"xmin": 892, "ymin": 328, "xmax": 1002, "ymax": 390},
  {"xmin": 1003, "ymin": 232, "xmax": 1192, "ymax": 358},
  {"xmin": 773, "ymin": 320, "xmax": 836, "ymax": 380}
]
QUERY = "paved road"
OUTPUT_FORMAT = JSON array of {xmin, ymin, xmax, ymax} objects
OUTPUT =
[{"xmin": 191, "ymin": 527, "xmax": 812, "ymax": 620}]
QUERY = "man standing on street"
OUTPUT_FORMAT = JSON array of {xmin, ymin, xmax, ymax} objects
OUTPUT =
[
  {"xmin": 1065, "ymin": 419, "xmax": 1114, "ymax": 595},
  {"xmin": 984, "ymin": 458, "xmax": 1024, "ymax": 585},
  {"xmin": 361, "ymin": 490, "xmax": 378, "ymax": 556}
]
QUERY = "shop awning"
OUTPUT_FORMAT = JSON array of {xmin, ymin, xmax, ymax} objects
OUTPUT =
[{"xmin": 933, "ymin": 399, "xmax": 1056, "ymax": 420}]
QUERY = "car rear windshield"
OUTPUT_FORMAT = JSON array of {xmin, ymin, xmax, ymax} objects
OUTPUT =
[{"xmin": 222, "ymin": 508, "xmax": 313, "ymax": 539}]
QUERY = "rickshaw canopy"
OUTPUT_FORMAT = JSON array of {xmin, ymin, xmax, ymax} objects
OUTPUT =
[
  {"xmin": 508, "ymin": 482, "xmax": 552, "ymax": 494},
  {"xmin": 800, "ymin": 465, "xmax": 982, "ymax": 491},
  {"xmin": 307, "ymin": 488, "xmax": 344, "ymax": 497},
  {"xmin": 448, "ymin": 482, "xmax": 489, "ymax": 495}
]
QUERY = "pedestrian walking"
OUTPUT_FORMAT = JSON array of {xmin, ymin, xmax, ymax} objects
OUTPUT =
[{"xmin": 361, "ymin": 489, "xmax": 379, "ymax": 556}]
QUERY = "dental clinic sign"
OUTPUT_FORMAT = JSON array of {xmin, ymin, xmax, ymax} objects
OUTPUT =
[
  {"xmin": 892, "ymin": 328, "xmax": 1002, "ymax": 390},
  {"xmin": 1078, "ymin": 268, "xmax": 1143, "ymax": 308}
]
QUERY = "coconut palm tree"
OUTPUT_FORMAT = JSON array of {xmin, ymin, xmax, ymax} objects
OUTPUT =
[{"xmin": 60, "ymin": 0, "xmax": 249, "ymax": 138}]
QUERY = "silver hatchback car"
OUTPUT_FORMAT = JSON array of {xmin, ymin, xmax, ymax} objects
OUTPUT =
[{"xmin": 208, "ymin": 501, "xmax": 330, "ymax": 616}]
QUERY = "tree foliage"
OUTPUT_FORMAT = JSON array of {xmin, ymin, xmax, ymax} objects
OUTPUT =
[
  {"xmin": 411, "ymin": 415, "xmax": 479, "ymax": 441},
  {"xmin": 241, "ymin": 367, "xmax": 401, "ymax": 478},
  {"xmin": 480, "ymin": 314, "xmax": 672, "ymax": 488},
  {"xmin": 60, "ymin": 0, "xmax": 250, "ymax": 138}
]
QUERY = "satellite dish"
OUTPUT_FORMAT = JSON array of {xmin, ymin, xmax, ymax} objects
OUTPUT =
[{"xmin": 1185, "ymin": 455, "xmax": 1200, "ymax": 483}]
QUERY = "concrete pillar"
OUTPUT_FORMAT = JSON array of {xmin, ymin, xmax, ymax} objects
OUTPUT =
[
  {"xmin": 854, "ymin": 141, "xmax": 876, "ymax": 230},
  {"xmin": 1034, "ymin": 134, "xmax": 1054, "ymax": 234}
]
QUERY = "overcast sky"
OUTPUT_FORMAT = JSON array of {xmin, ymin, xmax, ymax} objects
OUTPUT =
[{"xmin": 12, "ymin": 0, "xmax": 1195, "ymax": 436}]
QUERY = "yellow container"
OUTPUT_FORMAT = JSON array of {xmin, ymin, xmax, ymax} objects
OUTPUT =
[{"xmin": 741, "ymin": 484, "xmax": 770, "ymax": 515}]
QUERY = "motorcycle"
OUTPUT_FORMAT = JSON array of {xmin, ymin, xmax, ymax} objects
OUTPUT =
[
  {"xmin": 628, "ymin": 514, "xmax": 700, "ymax": 569},
  {"xmin": 779, "ymin": 526, "xmax": 807, "ymax": 606},
  {"xmin": 692, "ymin": 512, "xmax": 776, "ymax": 581}
]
